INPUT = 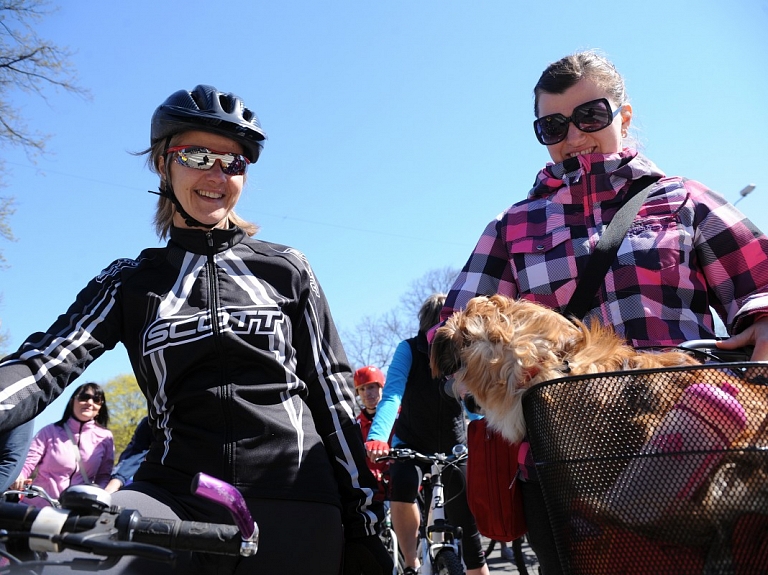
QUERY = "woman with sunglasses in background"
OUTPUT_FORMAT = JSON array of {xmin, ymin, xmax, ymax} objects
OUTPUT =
[
  {"xmin": 438, "ymin": 50, "xmax": 768, "ymax": 573},
  {"xmin": 10, "ymin": 383, "xmax": 113, "ymax": 507},
  {"xmin": 0, "ymin": 85, "xmax": 389, "ymax": 574}
]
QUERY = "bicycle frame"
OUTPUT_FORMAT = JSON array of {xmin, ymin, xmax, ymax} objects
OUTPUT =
[
  {"xmin": 377, "ymin": 446, "xmax": 466, "ymax": 575},
  {"xmin": 420, "ymin": 457, "xmax": 462, "ymax": 572}
]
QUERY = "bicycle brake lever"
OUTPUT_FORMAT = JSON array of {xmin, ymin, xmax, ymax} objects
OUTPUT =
[
  {"xmin": 59, "ymin": 531, "xmax": 176, "ymax": 562},
  {"xmin": 191, "ymin": 473, "xmax": 258, "ymax": 550}
]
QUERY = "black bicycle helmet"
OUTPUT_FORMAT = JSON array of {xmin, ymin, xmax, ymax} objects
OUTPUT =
[{"xmin": 151, "ymin": 84, "xmax": 267, "ymax": 162}]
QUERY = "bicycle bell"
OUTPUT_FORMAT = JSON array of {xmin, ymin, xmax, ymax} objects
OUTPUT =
[{"xmin": 59, "ymin": 484, "xmax": 112, "ymax": 514}]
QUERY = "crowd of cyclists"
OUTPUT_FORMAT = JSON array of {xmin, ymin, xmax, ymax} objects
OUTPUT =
[{"xmin": 2, "ymin": 47, "xmax": 768, "ymax": 575}]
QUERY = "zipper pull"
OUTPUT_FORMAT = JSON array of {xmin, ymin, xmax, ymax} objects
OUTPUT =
[{"xmin": 206, "ymin": 231, "xmax": 214, "ymax": 248}]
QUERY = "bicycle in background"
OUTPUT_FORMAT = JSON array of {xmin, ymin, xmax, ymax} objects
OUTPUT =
[
  {"xmin": 2, "ymin": 482, "xmax": 59, "ymax": 509},
  {"xmin": 377, "ymin": 445, "xmax": 468, "ymax": 575}
]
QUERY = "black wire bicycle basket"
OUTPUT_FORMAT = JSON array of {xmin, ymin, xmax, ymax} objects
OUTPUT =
[{"xmin": 521, "ymin": 363, "xmax": 768, "ymax": 575}]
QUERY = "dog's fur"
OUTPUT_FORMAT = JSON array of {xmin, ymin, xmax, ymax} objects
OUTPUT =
[
  {"xmin": 430, "ymin": 295, "xmax": 701, "ymax": 444},
  {"xmin": 431, "ymin": 294, "xmax": 768, "ymax": 541}
]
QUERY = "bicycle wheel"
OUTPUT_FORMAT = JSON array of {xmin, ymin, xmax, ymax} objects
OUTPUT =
[{"xmin": 433, "ymin": 548, "xmax": 463, "ymax": 575}]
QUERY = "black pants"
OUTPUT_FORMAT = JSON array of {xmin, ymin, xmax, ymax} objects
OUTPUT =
[{"xmin": 521, "ymin": 479, "xmax": 563, "ymax": 575}]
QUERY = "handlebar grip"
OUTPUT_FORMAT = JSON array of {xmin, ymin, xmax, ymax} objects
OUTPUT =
[
  {"xmin": 678, "ymin": 339, "xmax": 754, "ymax": 362},
  {"xmin": 191, "ymin": 473, "xmax": 256, "ymax": 541},
  {"xmin": 118, "ymin": 511, "xmax": 242, "ymax": 556},
  {"xmin": 0, "ymin": 501, "xmax": 38, "ymax": 530}
]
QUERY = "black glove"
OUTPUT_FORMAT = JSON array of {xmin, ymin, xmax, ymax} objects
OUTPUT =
[{"xmin": 343, "ymin": 534, "xmax": 394, "ymax": 575}]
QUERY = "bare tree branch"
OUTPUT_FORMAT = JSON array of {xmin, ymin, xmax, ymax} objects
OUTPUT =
[
  {"xmin": 341, "ymin": 267, "xmax": 460, "ymax": 370},
  {"xmin": 0, "ymin": 0, "xmax": 89, "ymax": 155},
  {"xmin": 0, "ymin": 0, "xmax": 88, "ymax": 343}
]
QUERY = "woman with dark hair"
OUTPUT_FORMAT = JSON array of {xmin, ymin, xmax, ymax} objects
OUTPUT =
[
  {"xmin": 439, "ymin": 49, "xmax": 768, "ymax": 574},
  {"xmin": 10, "ymin": 382, "xmax": 113, "ymax": 507}
]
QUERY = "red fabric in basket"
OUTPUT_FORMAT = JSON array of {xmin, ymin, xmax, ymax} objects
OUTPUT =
[
  {"xmin": 466, "ymin": 418, "xmax": 527, "ymax": 542},
  {"xmin": 733, "ymin": 513, "xmax": 768, "ymax": 574},
  {"xmin": 570, "ymin": 522, "xmax": 704, "ymax": 574}
]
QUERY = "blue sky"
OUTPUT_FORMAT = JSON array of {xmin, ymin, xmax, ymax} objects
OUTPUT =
[{"xmin": 2, "ymin": 0, "xmax": 767, "ymax": 430}]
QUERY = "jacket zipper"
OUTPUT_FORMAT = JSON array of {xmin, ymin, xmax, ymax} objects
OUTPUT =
[{"xmin": 206, "ymin": 231, "xmax": 234, "ymax": 480}]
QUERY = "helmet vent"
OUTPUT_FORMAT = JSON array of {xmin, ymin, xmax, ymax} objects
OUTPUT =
[
  {"xmin": 219, "ymin": 93, "xmax": 236, "ymax": 114},
  {"xmin": 151, "ymin": 84, "xmax": 267, "ymax": 162},
  {"xmin": 189, "ymin": 88, "xmax": 207, "ymax": 111}
]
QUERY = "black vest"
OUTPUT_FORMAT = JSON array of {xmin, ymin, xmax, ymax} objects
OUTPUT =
[{"xmin": 394, "ymin": 332, "xmax": 466, "ymax": 454}]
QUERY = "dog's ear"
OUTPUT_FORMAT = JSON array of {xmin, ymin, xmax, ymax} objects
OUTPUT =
[{"xmin": 430, "ymin": 321, "xmax": 464, "ymax": 378}]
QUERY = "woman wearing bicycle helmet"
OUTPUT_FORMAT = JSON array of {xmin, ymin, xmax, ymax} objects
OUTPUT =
[
  {"xmin": 438, "ymin": 50, "xmax": 768, "ymax": 574},
  {"xmin": 0, "ymin": 85, "xmax": 390, "ymax": 575}
]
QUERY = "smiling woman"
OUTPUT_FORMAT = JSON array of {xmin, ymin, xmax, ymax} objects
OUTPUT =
[
  {"xmin": 144, "ymin": 85, "xmax": 266, "ymax": 239},
  {"xmin": 439, "ymin": 49, "xmax": 768, "ymax": 575},
  {"xmin": 10, "ymin": 382, "xmax": 114, "ymax": 506},
  {"xmin": 0, "ymin": 83, "xmax": 390, "ymax": 575}
]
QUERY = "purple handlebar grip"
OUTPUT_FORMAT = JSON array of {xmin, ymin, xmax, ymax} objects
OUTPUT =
[{"xmin": 191, "ymin": 473, "xmax": 255, "ymax": 539}]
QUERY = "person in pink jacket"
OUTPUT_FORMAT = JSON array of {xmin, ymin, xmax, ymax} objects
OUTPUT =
[{"xmin": 11, "ymin": 382, "xmax": 114, "ymax": 506}]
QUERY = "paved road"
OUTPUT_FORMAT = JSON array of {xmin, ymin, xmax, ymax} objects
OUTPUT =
[{"xmin": 482, "ymin": 537, "xmax": 540, "ymax": 574}]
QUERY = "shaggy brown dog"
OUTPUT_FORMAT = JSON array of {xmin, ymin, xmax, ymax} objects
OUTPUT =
[
  {"xmin": 431, "ymin": 295, "xmax": 768, "ymax": 549},
  {"xmin": 430, "ymin": 294, "xmax": 700, "ymax": 444}
]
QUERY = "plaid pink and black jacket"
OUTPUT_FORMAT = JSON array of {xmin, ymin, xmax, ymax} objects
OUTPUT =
[{"xmin": 441, "ymin": 149, "xmax": 768, "ymax": 347}]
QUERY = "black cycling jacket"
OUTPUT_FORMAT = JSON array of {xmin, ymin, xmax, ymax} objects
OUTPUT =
[{"xmin": 0, "ymin": 226, "xmax": 381, "ymax": 537}]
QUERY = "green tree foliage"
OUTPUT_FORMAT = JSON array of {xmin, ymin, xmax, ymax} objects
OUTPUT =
[
  {"xmin": 104, "ymin": 374, "xmax": 146, "ymax": 462},
  {"xmin": 341, "ymin": 266, "xmax": 459, "ymax": 370}
]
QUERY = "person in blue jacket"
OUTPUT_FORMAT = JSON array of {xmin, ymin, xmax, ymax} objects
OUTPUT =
[
  {"xmin": 365, "ymin": 294, "xmax": 489, "ymax": 575},
  {"xmin": 105, "ymin": 416, "xmax": 152, "ymax": 493},
  {"xmin": 0, "ymin": 421, "xmax": 33, "ymax": 493}
]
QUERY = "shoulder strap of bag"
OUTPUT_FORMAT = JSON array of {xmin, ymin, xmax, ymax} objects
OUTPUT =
[
  {"xmin": 563, "ymin": 176, "xmax": 660, "ymax": 320},
  {"xmin": 64, "ymin": 424, "xmax": 91, "ymax": 484}
]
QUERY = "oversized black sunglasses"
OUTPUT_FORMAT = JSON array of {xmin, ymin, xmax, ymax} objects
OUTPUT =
[
  {"xmin": 533, "ymin": 98, "xmax": 621, "ymax": 146},
  {"xmin": 76, "ymin": 392, "xmax": 104, "ymax": 405}
]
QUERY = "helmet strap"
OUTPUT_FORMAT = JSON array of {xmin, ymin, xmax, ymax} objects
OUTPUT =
[
  {"xmin": 148, "ymin": 183, "xmax": 217, "ymax": 230},
  {"xmin": 147, "ymin": 142, "xmax": 221, "ymax": 230}
]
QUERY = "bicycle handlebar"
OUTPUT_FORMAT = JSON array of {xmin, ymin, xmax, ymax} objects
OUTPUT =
[
  {"xmin": 0, "ymin": 472, "xmax": 258, "ymax": 568},
  {"xmin": 0, "ymin": 503, "xmax": 244, "ymax": 559},
  {"xmin": 190, "ymin": 472, "xmax": 256, "ymax": 541},
  {"xmin": 117, "ymin": 509, "xmax": 245, "ymax": 557},
  {"xmin": 374, "ymin": 446, "xmax": 468, "ymax": 466},
  {"xmin": 676, "ymin": 338, "xmax": 755, "ymax": 363}
]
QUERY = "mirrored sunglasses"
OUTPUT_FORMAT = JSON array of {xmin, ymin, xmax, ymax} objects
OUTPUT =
[
  {"xmin": 167, "ymin": 146, "xmax": 250, "ymax": 176},
  {"xmin": 76, "ymin": 392, "xmax": 104, "ymax": 405},
  {"xmin": 533, "ymin": 98, "xmax": 620, "ymax": 146}
]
